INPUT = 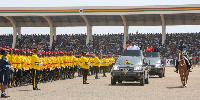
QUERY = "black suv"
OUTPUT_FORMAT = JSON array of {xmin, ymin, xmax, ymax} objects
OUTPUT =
[
  {"xmin": 111, "ymin": 50, "xmax": 150, "ymax": 86},
  {"xmin": 145, "ymin": 52, "xmax": 165, "ymax": 78}
]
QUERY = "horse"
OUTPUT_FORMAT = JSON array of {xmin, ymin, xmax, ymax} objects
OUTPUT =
[{"xmin": 178, "ymin": 50, "xmax": 189, "ymax": 87}]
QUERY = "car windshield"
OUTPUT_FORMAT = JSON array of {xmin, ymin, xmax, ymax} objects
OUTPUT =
[
  {"xmin": 116, "ymin": 56, "xmax": 142, "ymax": 65},
  {"xmin": 146, "ymin": 58, "xmax": 161, "ymax": 65}
]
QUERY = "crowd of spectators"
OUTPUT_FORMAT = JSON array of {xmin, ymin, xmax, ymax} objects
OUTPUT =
[{"xmin": 0, "ymin": 32, "xmax": 199, "ymax": 64}]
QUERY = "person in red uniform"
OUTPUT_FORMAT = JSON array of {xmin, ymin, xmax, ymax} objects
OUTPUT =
[{"xmin": 146, "ymin": 44, "xmax": 154, "ymax": 52}]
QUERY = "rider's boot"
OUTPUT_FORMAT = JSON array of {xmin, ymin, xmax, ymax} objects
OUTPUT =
[
  {"xmin": 174, "ymin": 60, "xmax": 178, "ymax": 73},
  {"xmin": 189, "ymin": 64, "xmax": 192, "ymax": 72},
  {"xmin": 189, "ymin": 68, "xmax": 192, "ymax": 72},
  {"xmin": 175, "ymin": 68, "xmax": 178, "ymax": 73},
  {"xmin": 174, "ymin": 66, "xmax": 178, "ymax": 73}
]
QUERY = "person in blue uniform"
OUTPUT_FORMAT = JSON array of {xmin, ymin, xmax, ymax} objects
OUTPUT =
[
  {"xmin": 0, "ymin": 49, "xmax": 12, "ymax": 98},
  {"xmin": 175, "ymin": 40, "xmax": 192, "ymax": 73}
]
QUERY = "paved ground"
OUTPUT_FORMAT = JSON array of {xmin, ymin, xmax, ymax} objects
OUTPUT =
[{"xmin": 3, "ymin": 66, "xmax": 200, "ymax": 100}]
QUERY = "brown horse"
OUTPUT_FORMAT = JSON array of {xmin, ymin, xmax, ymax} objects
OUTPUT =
[{"xmin": 178, "ymin": 50, "xmax": 189, "ymax": 87}]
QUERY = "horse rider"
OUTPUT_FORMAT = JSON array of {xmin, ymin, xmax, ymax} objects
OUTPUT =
[{"xmin": 175, "ymin": 40, "xmax": 192, "ymax": 73}]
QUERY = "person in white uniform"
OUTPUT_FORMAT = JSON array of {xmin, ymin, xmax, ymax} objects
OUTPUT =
[{"xmin": 127, "ymin": 42, "xmax": 140, "ymax": 50}]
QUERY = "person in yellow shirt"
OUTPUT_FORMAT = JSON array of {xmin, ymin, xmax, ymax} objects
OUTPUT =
[
  {"xmin": 81, "ymin": 52, "xmax": 89, "ymax": 84},
  {"xmin": 26, "ymin": 51, "xmax": 32, "ymax": 84},
  {"xmin": 71, "ymin": 51, "xmax": 77, "ymax": 78},
  {"xmin": 47, "ymin": 52, "xmax": 53, "ymax": 82},
  {"xmin": 31, "ymin": 48, "xmax": 40, "ymax": 90},
  {"xmin": 45, "ymin": 52, "xmax": 51, "ymax": 82},
  {"xmin": 63, "ymin": 51, "xmax": 68, "ymax": 79},
  {"xmin": 94, "ymin": 52, "xmax": 101, "ymax": 79},
  {"xmin": 107, "ymin": 54, "xmax": 113, "ymax": 73},
  {"xmin": 90, "ymin": 54, "xmax": 95, "ymax": 75},
  {"xmin": 55, "ymin": 52, "xmax": 60, "ymax": 80},
  {"xmin": 86, "ymin": 54, "xmax": 92, "ymax": 76},
  {"xmin": 102, "ymin": 55, "xmax": 109, "ymax": 77},
  {"xmin": 74, "ymin": 54, "xmax": 79, "ymax": 75},
  {"xmin": 15, "ymin": 49, "xmax": 23, "ymax": 87},
  {"xmin": 58, "ymin": 51, "xmax": 65, "ymax": 80},
  {"xmin": 68, "ymin": 51, "xmax": 73, "ymax": 79},
  {"xmin": 77, "ymin": 54, "xmax": 82, "ymax": 77},
  {"xmin": 52, "ymin": 52, "xmax": 57, "ymax": 81},
  {"xmin": 11, "ymin": 49, "xmax": 17, "ymax": 87},
  {"xmin": 41, "ymin": 52, "xmax": 47, "ymax": 83},
  {"xmin": 22, "ymin": 51, "xmax": 28, "ymax": 86}
]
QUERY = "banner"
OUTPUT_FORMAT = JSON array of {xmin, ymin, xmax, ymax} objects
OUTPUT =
[{"xmin": 166, "ymin": 59, "xmax": 175, "ymax": 66}]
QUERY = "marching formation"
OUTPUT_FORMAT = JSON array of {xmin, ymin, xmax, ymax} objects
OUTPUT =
[{"xmin": 0, "ymin": 47, "xmax": 115, "ymax": 98}]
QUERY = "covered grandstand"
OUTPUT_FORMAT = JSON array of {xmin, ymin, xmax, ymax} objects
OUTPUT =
[{"xmin": 0, "ymin": 4, "xmax": 200, "ymax": 49}]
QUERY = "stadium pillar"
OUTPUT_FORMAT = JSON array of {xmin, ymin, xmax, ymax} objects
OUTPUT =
[
  {"xmin": 160, "ymin": 14, "xmax": 166, "ymax": 45},
  {"xmin": 16, "ymin": 27, "xmax": 21, "ymax": 39},
  {"xmin": 81, "ymin": 15, "xmax": 93, "ymax": 45},
  {"xmin": 53, "ymin": 27, "xmax": 56, "ymax": 41},
  {"xmin": 43, "ymin": 16, "xmax": 54, "ymax": 49},
  {"xmin": 120, "ymin": 15, "xmax": 129, "ymax": 49},
  {"xmin": 4, "ymin": 16, "xmax": 17, "ymax": 48}
]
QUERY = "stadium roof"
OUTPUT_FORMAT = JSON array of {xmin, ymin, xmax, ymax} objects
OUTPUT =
[
  {"xmin": 1, "ymin": 4, "xmax": 200, "ymax": 48},
  {"xmin": 0, "ymin": 4, "xmax": 200, "ymax": 27}
]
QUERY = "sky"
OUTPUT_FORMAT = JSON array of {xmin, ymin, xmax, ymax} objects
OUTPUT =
[{"xmin": 0, "ymin": 0, "xmax": 200, "ymax": 35}]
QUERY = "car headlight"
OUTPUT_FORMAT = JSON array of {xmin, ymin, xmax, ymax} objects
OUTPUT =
[
  {"xmin": 134, "ymin": 66, "xmax": 142, "ymax": 70},
  {"xmin": 112, "ymin": 65, "xmax": 119, "ymax": 71},
  {"xmin": 155, "ymin": 64, "xmax": 161, "ymax": 68}
]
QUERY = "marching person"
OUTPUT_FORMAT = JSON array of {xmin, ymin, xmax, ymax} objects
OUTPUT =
[
  {"xmin": 31, "ymin": 48, "xmax": 40, "ymax": 90},
  {"xmin": 94, "ymin": 52, "xmax": 100, "ymax": 79},
  {"xmin": 77, "ymin": 54, "xmax": 83, "ymax": 77},
  {"xmin": 81, "ymin": 52, "xmax": 89, "ymax": 84},
  {"xmin": 0, "ymin": 49, "xmax": 12, "ymax": 98},
  {"xmin": 102, "ymin": 55, "xmax": 108, "ymax": 77}
]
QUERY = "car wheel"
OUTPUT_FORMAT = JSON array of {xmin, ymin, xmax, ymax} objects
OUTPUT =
[
  {"xmin": 145, "ymin": 73, "xmax": 149, "ymax": 84},
  {"xmin": 111, "ymin": 77, "xmax": 116, "ymax": 85},
  {"xmin": 118, "ymin": 80, "xmax": 122, "ymax": 83},
  {"xmin": 140, "ymin": 75, "xmax": 145, "ymax": 86},
  {"xmin": 159, "ymin": 72, "xmax": 163, "ymax": 78}
]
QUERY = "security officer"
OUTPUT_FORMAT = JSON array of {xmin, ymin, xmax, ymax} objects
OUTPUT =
[
  {"xmin": 0, "ymin": 49, "xmax": 11, "ymax": 98},
  {"xmin": 6, "ymin": 49, "xmax": 13, "ymax": 88},
  {"xmin": 81, "ymin": 52, "xmax": 89, "ymax": 84},
  {"xmin": 31, "ymin": 48, "xmax": 40, "ymax": 90}
]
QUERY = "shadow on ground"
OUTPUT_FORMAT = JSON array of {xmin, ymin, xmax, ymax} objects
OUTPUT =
[
  {"xmin": 19, "ymin": 90, "xmax": 32, "ymax": 91},
  {"xmin": 149, "ymin": 76, "xmax": 160, "ymax": 78},
  {"xmin": 108, "ymin": 83, "xmax": 141, "ymax": 86},
  {"xmin": 166, "ymin": 86, "xmax": 184, "ymax": 89}
]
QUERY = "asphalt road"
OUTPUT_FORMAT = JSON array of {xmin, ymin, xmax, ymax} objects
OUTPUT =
[{"xmin": 3, "ymin": 66, "xmax": 200, "ymax": 100}]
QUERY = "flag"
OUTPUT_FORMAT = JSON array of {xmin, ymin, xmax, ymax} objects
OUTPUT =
[{"xmin": 126, "ymin": 60, "xmax": 131, "ymax": 65}]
